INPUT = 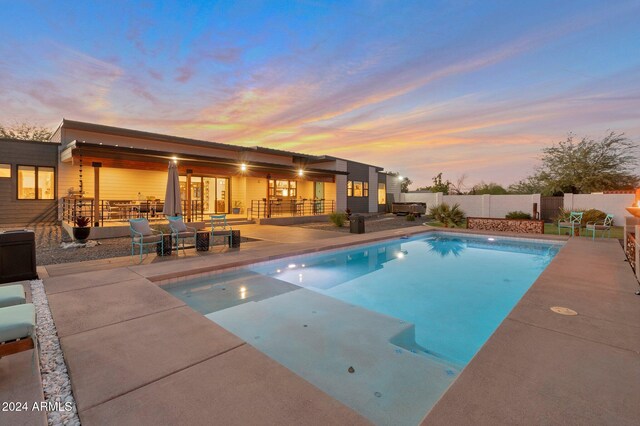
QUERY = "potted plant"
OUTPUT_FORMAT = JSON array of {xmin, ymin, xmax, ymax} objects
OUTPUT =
[
  {"xmin": 232, "ymin": 201, "xmax": 243, "ymax": 215},
  {"xmin": 72, "ymin": 216, "xmax": 92, "ymax": 243}
]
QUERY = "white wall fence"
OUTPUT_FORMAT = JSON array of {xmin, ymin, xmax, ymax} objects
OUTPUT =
[
  {"xmin": 564, "ymin": 193, "xmax": 634, "ymax": 223},
  {"xmin": 399, "ymin": 192, "xmax": 635, "ymax": 222},
  {"xmin": 399, "ymin": 193, "xmax": 541, "ymax": 218}
]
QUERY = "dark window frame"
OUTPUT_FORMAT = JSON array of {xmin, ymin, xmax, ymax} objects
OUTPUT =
[{"xmin": 17, "ymin": 164, "xmax": 56, "ymax": 200}]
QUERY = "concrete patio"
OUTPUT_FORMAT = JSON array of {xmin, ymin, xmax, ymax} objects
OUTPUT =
[{"xmin": 1, "ymin": 225, "xmax": 638, "ymax": 425}]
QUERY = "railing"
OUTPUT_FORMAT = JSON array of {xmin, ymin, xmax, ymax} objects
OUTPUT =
[
  {"xmin": 62, "ymin": 197, "xmax": 206, "ymax": 226},
  {"xmin": 249, "ymin": 199, "xmax": 335, "ymax": 219}
]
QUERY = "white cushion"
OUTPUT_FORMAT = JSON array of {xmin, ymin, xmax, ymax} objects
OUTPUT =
[
  {"xmin": 130, "ymin": 219, "xmax": 152, "ymax": 235},
  {"xmin": 168, "ymin": 217, "xmax": 188, "ymax": 232}
]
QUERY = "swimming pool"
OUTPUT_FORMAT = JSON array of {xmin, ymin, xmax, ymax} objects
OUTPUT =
[{"xmin": 166, "ymin": 232, "xmax": 563, "ymax": 425}]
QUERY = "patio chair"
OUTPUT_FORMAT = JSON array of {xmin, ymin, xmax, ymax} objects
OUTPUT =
[
  {"xmin": 167, "ymin": 215, "xmax": 197, "ymax": 255},
  {"xmin": 0, "ymin": 284, "xmax": 26, "ymax": 308},
  {"xmin": 129, "ymin": 218, "xmax": 164, "ymax": 262},
  {"xmin": 558, "ymin": 211, "xmax": 583, "ymax": 236},
  {"xmin": 585, "ymin": 214, "xmax": 614, "ymax": 240},
  {"xmin": 210, "ymin": 214, "xmax": 233, "ymax": 247},
  {"xmin": 0, "ymin": 303, "xmax": 36, "ymax": 359}
]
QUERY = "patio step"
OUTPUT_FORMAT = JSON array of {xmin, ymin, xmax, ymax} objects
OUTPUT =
[{"xmin": 224, "ymin": 219, "xmax": 255, "ymax": 226}]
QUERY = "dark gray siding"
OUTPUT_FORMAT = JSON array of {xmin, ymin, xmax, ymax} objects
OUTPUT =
[
  {"xmin": 0, "ymin": 139, "xmax": 59, "ymax": 226},
  {"xmin": 346, "ymin": 161, "xmax": 370, "ymax": 213}
]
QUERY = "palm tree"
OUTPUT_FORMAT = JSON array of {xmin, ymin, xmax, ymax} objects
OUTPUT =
[{"xmin": 428, "ymin": 203, "xmax": 466, "ymax": 227}]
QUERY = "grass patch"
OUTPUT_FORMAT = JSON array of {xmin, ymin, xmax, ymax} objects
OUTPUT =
[
  {"xmin": 544, "ymin": 223, "xmax": 623, "ymax": 239},
  {"xmin": 427, "ymin": 220, "xmax": 623, "ymax": 239}
]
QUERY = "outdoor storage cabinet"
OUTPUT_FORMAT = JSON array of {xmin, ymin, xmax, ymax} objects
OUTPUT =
[
  {"xmin": 0, "ymin": 230, "xmax": 37, "ymax": 284},
  {"xmin": 350, "ymin": 215, "xmax": 365, "ymax": 234}
]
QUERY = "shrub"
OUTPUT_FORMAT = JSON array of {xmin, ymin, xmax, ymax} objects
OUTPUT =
[
  {"xmin": 329, "ymin": 211, "xmax": 348, "ymax": 227},
  {"xmin": 74, "ymin": 216, "xmax": 91, "ymax": 228},
  {"xmin": 428, "ymin": 203, "xmax": 466, "ymax": 227},
  {"xmin": 406, "ymin": 213, "xmax": 416, "ymax": 221},
  {"xmin": 505, "ymin": 211, "xmax": 532, "ymax": 220},
  {"xmin": 554, "ymin": 208, "xmax": 607, "ymax": 225}
]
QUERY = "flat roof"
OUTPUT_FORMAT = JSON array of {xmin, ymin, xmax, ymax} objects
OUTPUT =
[{"xmin": 54, "ymin": 119, "xmax": 339, "ymax": 164}]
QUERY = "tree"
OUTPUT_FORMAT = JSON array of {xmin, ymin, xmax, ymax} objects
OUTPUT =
[
  {"xmin": 513, "ymin": 132, "xmax": 639, "ymax": 195},
  {"xmin": 387, "ymin": 172, "xmax": 412, "ymax": 193},
  {"xmin": 416, "ymin": 172, "xmax": 452, "ymax": 194},
  {"xmin": 0, "ymin": 122, "xmax": 53, "ymax": 141},
  {"xmin": 450, "ymin": 174, "xmax": 468, "ymax": 195},
  {"xmin": 508, "ymin": 177, "xmax": 546, "ymax": 195},
  {"xmin": 471, "ymin": 182, "xmax": 508, "ymax": 195}
]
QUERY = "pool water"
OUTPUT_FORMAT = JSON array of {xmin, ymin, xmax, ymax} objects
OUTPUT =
[{"xmin": 166, "ymin": 232, "xmax": 562, "ymax": 425}]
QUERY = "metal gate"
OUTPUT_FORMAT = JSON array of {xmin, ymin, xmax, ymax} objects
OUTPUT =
[{"xmin": 540, "ymin": 196, "xmax": 563, "ymax": 222}]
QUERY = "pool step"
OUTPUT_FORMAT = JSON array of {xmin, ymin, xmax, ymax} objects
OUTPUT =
[{"xmin": 207, "ymin": 289, "xmax": 461, "ymax": 426}]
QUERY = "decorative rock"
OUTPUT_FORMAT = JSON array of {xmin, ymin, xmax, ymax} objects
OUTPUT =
[{"xmin": 30, "ymin": 279, "xmax": 81, "ymax": 426}]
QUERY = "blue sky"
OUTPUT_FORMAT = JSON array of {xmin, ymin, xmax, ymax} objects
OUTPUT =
[{"xmin": 1, "ymin": 0, "xmax": 639, "ymax": 187}]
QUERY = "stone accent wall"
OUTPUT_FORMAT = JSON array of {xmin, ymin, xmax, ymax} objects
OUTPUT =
[
  {"xmin": 626, "ymin": 232, "xmax": 636, "ymax": 273},
  {"xmin": 467, "ymin": 217, "xmax": 544, "ymax": 234}
]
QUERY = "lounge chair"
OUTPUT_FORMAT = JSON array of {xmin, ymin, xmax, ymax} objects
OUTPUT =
[
  {"xmin": 210, "ymin": 214, "xmax": 233, "ymax": 247},
  {"xmin": 585, "ymin": 214, "xmax": 614, "ymax": 240},
  {"xmin": 558, "ymin": 211, "xmax": 583, "ymax": 236},
  {"xmin": 167, "ymin": 215, "xmax": 197, "ymax": 255},
  {"xmin": 129, "ymin": 218, "xmax": 164, "ymax": 262},
  {"xmin": 0, "ymin": 304, "xmax": 36, "ymax": 358},
  {"xmin": 0, "ymin": 284, "xmax": 26, "ymax": 308}
]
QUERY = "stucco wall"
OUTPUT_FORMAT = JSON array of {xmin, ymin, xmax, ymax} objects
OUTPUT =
[
  {"xmin": 400, "ymin": 192, "xmax": 541, "ymax": 218},
  {"xmin": 565, "ymin": 193, "xmax": 634, "ymax": 223}
]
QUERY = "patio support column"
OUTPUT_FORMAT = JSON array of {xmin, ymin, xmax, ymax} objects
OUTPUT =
[
  {"xmin": 92, "ymin": 162, "xmax": 102, "ymax": 227},
  {"xmin": 186, "ymin": 169, "xmax": 192, "ymax": 222}
]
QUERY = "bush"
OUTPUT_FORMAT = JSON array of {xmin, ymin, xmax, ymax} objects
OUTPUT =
[
  {"xmin": 428, "ymin": 203, "xmax": 466, "ymax": 227},
  {"xmin": 505, "ymin": 211, "xmax": 532, "ymax": 220},
  {"xmin": 555, "ymin": 208, "xmax": 607, "ymax": 225},
  {"xmin": 406, "ymin": 213, "xmax": 416, "ymax": 221},
  {"xmin": 329, "ymin": 211, "xmax": 348, "ymax": 227}
]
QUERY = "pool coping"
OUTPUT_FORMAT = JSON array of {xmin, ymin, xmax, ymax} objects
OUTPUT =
[
  {"xmin": 142, "ymin": 226, "xmax": 568, "ymax": 286},
  {"xmin": 422, "ymin": 234, "xmax": 640, "ymax": 424}
]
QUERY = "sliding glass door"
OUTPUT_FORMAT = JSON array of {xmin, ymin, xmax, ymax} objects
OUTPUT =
[{"xmin": 180, "ymin": 176, "xmax": 230, "ymax": 215}]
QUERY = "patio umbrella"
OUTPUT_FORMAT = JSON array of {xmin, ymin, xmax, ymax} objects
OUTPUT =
[{"xmin": 162, "ymin": 161, "xmax": 182, "ymax": 217}]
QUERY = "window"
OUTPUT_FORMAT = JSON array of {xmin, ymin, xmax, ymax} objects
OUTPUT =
[
  {"xmin": 269, "ymin": 180, "xmax": 297, "ymax": 198},
  {"xmin": 18, "ymin": 166, "xmax": 55, "ymax": 200},
  {"xmin": 378, "ymin": 183, "xmax": 386, "ymax": 205},
  {"xmin": 353, "ymin": 181, "xmax": 363, "ymax": 197},
  {"xmin": 347, "ymin": 181, "xmax": 353, "ymax": 197},
  {"xmin": 0, "ymin": 164, "xmax": 10, "ymax": 178},
  {"xmin": 363, "ymin": 182, "xmax": 369, "ymax": 197}
]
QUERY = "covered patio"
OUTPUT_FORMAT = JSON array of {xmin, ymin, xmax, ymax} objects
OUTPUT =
[{"xmin": 58, "ymin": 141, "xmax": 341, "ymax": 235}]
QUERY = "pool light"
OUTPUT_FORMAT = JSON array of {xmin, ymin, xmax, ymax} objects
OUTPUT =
[
  {"xmin": 488, "ymin": 237, "xmax": 495, "ymax": 241},
  {"xmin": 288, "ymin": 263, "xmax": 296, "ymax": 269}
]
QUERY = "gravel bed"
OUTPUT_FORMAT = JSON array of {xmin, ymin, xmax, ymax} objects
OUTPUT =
[
  {"xmin": 0, "ymin": 224, "xmax": 253, "ymax": 266},
  {"xmin": 30, "ymin": 279, "xmax": 80, "ymax": 426},
  {"xmin": 290, "ymin": 214, "xmax": 426, "ymax": 233}
]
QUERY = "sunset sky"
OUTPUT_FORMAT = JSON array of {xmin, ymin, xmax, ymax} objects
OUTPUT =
[{"xmin": 2, "ymin": 1, "xmax": 639, "ymax": 188}]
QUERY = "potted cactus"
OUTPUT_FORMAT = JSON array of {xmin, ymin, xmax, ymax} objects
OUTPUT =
[{"xmin": 72, "ymin": 216, "xmax": 92, "ymax": 243}]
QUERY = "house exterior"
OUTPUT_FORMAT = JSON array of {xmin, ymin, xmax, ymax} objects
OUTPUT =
[
  {"xmin": 0, "ymin": 119, "xmax": 400, "ymax": 231},
  {"xmin": 0, "ymin": 139, "xmax": 59, "ymax": 226}
]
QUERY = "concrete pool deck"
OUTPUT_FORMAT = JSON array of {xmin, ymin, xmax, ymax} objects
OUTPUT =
[{"xmin": 2, "ymin": 225, "xmax": 639, "ymax": 424}]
